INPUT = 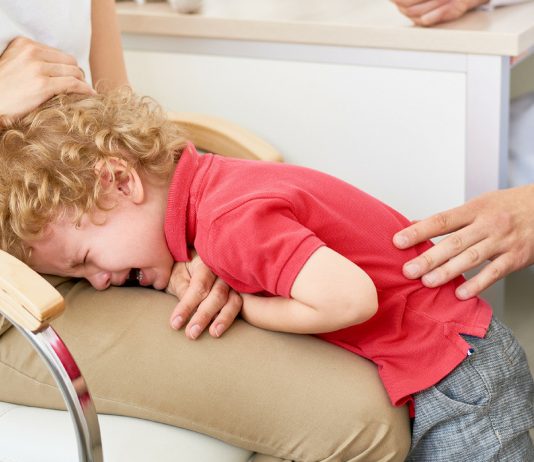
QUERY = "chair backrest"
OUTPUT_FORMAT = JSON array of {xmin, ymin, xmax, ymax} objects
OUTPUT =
[{"xmin": 168, "ymin": 112, "xmax": 283, "ymax": 162}]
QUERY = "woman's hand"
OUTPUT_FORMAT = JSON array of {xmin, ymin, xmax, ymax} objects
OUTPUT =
[
  {"xmin": 166, "ymin": 252, "xmax": 242, "ymax": 340},
  {"xmin": 393, "ymin": 185, "xmax": 534, "ymax": 299},
  {"xmin": 390, "ymin": 0, "xmax": 489, "ymax": 26},
  {"xmin": 0, "ymin": 37, "xmax": 95, "ymax": 123}
]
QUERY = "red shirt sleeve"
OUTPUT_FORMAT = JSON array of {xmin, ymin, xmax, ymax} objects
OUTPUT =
[{"xmin": 204, "ymin": 197, "xmax": 324, "ymax": 297}]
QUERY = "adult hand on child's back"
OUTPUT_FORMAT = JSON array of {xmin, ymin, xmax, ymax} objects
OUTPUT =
[
  {"xmin": 390, "ymin": 0, "xmax": 489, "ymax": 26},
  {"xmin": 393, "ymin": 185, "xmax": 534, "ymax": 299},
  {"xmin": 166, "ymin": 251, "xmax": 242, "ymax": 340},
  {"xmin": 0, "ymin": 36, "xmax": 95, "ymax": 124}
]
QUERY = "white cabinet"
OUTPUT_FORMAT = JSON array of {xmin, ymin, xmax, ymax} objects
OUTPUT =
[{"xmin": 125, "ymin": 41, "xmax": 470, "ymax": 220}]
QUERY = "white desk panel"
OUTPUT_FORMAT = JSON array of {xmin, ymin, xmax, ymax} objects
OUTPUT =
[{"xmin": 125, "ymin": 49, "xmax": 466, "ymax": 221}]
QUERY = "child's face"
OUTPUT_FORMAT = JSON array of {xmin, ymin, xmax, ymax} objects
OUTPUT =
[
  {"xmin": 27, "ymin": 163, "xmax": 174, "ymax": 291},
  {"xmin": 29, "ymin": 206, "xmax": 174, "ymax": 291}
]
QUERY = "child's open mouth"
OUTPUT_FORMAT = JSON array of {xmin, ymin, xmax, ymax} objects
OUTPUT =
[{"xmin": 124, "ymin": 268, "xmax": 143, "ymax": 286}]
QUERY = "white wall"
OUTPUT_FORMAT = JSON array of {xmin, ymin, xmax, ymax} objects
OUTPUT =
[{"xmin": 124, "ymin": 47, "xmax": 466, "ymax": 220}]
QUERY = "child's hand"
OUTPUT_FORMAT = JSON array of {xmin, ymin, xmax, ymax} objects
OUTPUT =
[{"xmin": 166, "ymin": 252, "xmax": 242, "ymax": 340}]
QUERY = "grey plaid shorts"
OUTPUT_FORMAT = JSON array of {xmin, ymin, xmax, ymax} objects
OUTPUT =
[{"xmin": 407, "ymin": 316, "xmax": 534, "ymax": 461}]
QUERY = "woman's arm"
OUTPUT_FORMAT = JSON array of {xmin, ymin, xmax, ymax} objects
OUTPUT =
[
  {"xmin": 90, "ymin": 0, "xmax": 129, "ymax": 89},
  {"xmin": 241, "ymin": 247, "xmax": 378, "ymax": 334}
]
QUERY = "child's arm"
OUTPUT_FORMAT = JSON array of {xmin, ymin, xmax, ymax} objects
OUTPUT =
[{"xmin": 241, "ymin": 246, "xmax": 377, "ymax": 334}]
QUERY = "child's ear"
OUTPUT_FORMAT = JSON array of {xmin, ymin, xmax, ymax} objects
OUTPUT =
[{"xmin": 95, "ymin": 157, "xmax": 144, "ymax": 204}]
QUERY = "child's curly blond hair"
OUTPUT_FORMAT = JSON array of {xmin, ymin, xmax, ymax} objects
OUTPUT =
[{"xmin": 0, "ymin": 87, "xmax": 187, "ymax": 262}]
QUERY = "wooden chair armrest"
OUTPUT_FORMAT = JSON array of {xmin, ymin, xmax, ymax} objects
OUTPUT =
[
  {"xmin": 0, "ymin": 250, "xmax": 64, "ymax": 333},
  {"xmin": 168, "ymin": 112, "xmax": 283, "ymax": 162}
]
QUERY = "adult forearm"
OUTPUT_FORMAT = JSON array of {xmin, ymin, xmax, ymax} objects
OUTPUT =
[
  {"xmin": 90, "ymin": 0, "xmax": 129, "ymax": 89},
  {"xmin": 241, "ymin": 294, "xmax": 358, "ymax": 334}
]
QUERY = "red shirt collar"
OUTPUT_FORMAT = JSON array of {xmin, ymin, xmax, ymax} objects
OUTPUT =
[{"xmin": 164, "ymin": 142, "xmax": 199, "ymax": 261}]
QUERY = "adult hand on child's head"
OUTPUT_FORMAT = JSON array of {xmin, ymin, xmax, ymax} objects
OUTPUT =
[
  {"xmin": 393, "ymin": 185, "xmax": 534, "ymax": 299},
  {"xmin": 390, "ymin": 0, "xmax": 489, "ymax": 26},
  {"xmin": 0, "ymin": 36, "xmax": 95, "ymax": 124},
  {"xmin": 166, "ymin": 251, "xmax": 242, "ymax": 340}
]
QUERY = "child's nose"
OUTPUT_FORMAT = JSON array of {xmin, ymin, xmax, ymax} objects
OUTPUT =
[{"xmin": 88, "ymin": 272, "xmax": 111, "ymax": 291}]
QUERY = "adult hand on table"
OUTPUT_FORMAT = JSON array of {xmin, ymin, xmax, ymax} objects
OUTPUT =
[
  {"xmin": 166, "ymin": 251, "xmax": 242, "ymax": 340},
  {"xmin": 390, "ymin": 0, "xmax": 489, "ymax": 26},
  {"xmin": 393, "ymin": 185, "xmax": 534, "ymax": 299},
  {"xmin": 0, "ymin": 36, "xmax": 95, "ymax": 124}
]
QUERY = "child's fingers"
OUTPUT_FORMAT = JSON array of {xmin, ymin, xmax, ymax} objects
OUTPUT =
[
  {"xmin": 169, "ymin": 266, "xmax": 217, "ymax": 329},
  {"xmin": 184, "ymin": 277, "xmax": 231, "ymax": 339},
  {"xmin": 208, "ymin": 290, "xmax": 243, "ymax": 338},
  {"xmin": 165, "ymin": 261, "xmax": 191, "ymax": 298}
]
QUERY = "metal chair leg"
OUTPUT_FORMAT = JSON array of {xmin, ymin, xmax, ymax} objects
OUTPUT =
[{"xmin": 7, "ymin": 315, "xmax": 103, "ymax": 462}]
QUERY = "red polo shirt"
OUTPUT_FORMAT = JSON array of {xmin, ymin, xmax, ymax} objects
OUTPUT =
[{"xmin": 165, "ymin": 144, "xmax": 493, "ymax": 414}]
